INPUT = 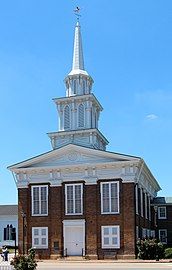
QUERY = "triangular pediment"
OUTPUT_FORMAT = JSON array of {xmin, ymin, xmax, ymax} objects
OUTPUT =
[{"xmin": 8, "ymin": 144, "xmax": 140, "ymax": 171}]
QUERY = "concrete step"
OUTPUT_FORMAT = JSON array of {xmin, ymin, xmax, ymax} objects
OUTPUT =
[{"xmin": 62, "ymin": 256, "xmax": 85, "ymax": 261}]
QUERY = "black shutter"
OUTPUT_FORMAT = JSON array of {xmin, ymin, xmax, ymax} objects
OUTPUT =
[
  {"xmin": 4, "ymin": 228, "xmax": 7, "ymax": 240},
  {"xmin": 11, "ymin": 228, "xmax": 16, "ymax": 241}
]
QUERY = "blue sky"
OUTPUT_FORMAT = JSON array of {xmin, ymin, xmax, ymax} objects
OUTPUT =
[{"xmin": 0, "ymin": 0, "xmax": 172, "ymax": 204}]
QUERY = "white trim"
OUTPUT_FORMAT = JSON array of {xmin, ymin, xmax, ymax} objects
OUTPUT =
[
  {"xmin": 32, "ymin": 227, "xmax": 48, "ymax": 249},
  {"xmin": 100, "ymin": 181, "xmax": 119, "ymax": 214},
  {"xmin": 145, "ymin": 193, "xmax": 148, "ymax": 219},
  {"xmin": 159, "ymin": 229, "xmax": 167, "ymax": 244},
  {"xmin": 140, "ymin": 188, "xmax": 143, "ymax": 217},
  {"xmin": 63, "ymin": 219, "xmax": 85, "ymax": 256},
  {"xmin": 65, "ymin": 183, "xmax": 83, "ymax": 215},
  {"xmin": 31, "ymin": 185, "xmax": 48, "ymax": 216},
  {"xmin": 148, "ymin": 196, "xmax": 151, "ymax": 221},
  {"xmin": 158, "ymin": 206, "xmax": 167, "ymax": 219},
  {"xmin": 101, "ymin": 225, "xmax": 120, "ymax": 249}
]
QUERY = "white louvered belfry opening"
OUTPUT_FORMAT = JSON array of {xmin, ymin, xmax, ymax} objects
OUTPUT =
[
  {"xmin": 64, "ymin": 105, "xmax": 70, "ymax": 130},
  {"xmin": 78, "ymin": 104, "xmax": 85, "ymax": 128}
]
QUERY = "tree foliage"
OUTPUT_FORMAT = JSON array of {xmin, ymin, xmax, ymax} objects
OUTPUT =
[
  {"xmin": 137, "ymin": 238, "xmax": 164, "ymax": 260},
  {"xmin": 10, "ymin": 248, "xmax": 37, "ymax": 270}
]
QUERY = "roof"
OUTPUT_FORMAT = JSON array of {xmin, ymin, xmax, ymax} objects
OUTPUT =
[
  {"xmin": 8, "ymin": 143, "xmax": 141, "ymax": 170},
  {"xmin": 0, "ymin": 205, "xmax": 18, "ymax": 216},
  {"xmin": 152, "ymin": 197, "xmax": 172, "ymax": 205}
]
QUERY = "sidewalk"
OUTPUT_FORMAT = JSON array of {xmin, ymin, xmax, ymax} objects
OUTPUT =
[{"xmin": 38, "ymin": 258, "xmax": 172, "ymax": 264}]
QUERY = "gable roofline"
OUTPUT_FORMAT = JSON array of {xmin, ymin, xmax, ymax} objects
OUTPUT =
[{"xmin": 8, "ymin": 143, "xmax": 141, "ymax": 170}]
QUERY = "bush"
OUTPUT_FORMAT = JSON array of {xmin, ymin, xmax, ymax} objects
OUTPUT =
[
  {"xmin": 10, "ymin": 248, "xmax": 37, "ymax": 270},
  {"xmin": 164, "ymin": 248, "xmax": 172, "ymax": 259},
  {"xmin": 137, "ymin": 238, "xmax": 164, "ymax": 260}
]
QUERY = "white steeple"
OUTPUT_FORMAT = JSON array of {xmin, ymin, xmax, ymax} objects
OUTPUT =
[
  {"xmin": 72, "ymin": 21, "xmax": 85, "ymax": 72},
  {"xmin": 64, "ymin": 22, "xmax": 93, "ymax": 97},
  {"xmin": 48, "ymin": 21, "xmax": 109, "ymax": 151},
  {"xmin": 68, "ymin": 21, "xmax": 88, "ymax": 76}
]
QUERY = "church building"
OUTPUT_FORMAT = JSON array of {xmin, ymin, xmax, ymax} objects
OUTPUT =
[{"xmin": 8, "ymin": 21, "xmax": 161, "ymax": 260}]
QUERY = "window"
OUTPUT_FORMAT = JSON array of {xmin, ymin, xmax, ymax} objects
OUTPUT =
[
  {"xmin": 136, "ymin": 226, "xmax": 139, "ymax": 240},
  {"xmin": 148, "ymin": 196, "xmax": 151, "ymax": 221},
  {"xmin": 78, "ymin": 104, "xmax": 85, "ymax": 128},
  {"xmin": 65, "ymin": 183, "xmax": 83, "ymax": 215},
  {"xmin": 159, "ymin": 229, "xmax": 167, "ymax": 244},
  {"xmin": 135, "ymin": 185, "xmax": 138, "ymax": 215},
  {"xmin": 140, "ymin": 188, "xmax": 143, "ymax": 217},
  {"xmin": 102, "ymin": 226, "xmax": 120, "ymax": 248},
  {"xmin": 142, "ymin": 228, "xmax": 147, "ymax": 239},
  {"xmin": 31, "ymin": 185, "xmax": 48, "ymax": 216},
  {"xmin": 101, "ymin": 181, "xmax": 119, "ymax": 214},
  {"xmin": 145, "ymin": 193, "xmax": 148, "ymax": 219},
  {"xmin": 83, "ymin": 80, "xmax": 86, "ymax": 93},
  {"xmin": 158, "ymin": 207, "xmax": 166, "ymax": 219},
  {"xmin": 32, "ymin": 227, "xmax": 48, "ymax": 249},
  {"xmin": 64, "ymin": 105, "xmax": 70, "ymax": 130},
  {"xmin": 151, "ymin": 230, "xmax": 155, "ymax": 238},
  {"xmin": 4, "ymin": 224, "xmax": 15, "ymax": 241},
  {"xmin": 73, "ymin": 80, "xmax": 77, "ymax": 94}
]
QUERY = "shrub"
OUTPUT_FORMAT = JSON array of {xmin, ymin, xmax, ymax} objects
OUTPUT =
[
  {"xmin": 10, "ymin": 248, "xmax": 37, "ymax": 270},
  {"xmin": 164, "ymin": 248, "xmax": 172, "ymax": 259},
  {"xmin": 137, "ymin": 238, "xmax": 164, "ymax": 260}
]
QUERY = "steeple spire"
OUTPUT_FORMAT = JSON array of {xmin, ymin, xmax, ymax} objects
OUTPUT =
[
  {"xmin": 65, "ymin": 21, "xmax": 93, "ymax": 96},
  {"xmin": 72, "ymin": 21, "xmax": 85, "ymax": 71},
  {"xmin": 68, "ymin": 21, "xmax": 88, "ymax": 76}
]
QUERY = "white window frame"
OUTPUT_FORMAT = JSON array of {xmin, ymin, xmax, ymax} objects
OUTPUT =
[
  {"xmin": 140, "ymin": 188, "xmax": 143, "ymax": 217},
  {"xmin": 158, "ymin": 206, "xmax": 167, "ymax": 219},
  {"xmin": 32, "ymin": 227, "xmax": 48, "ymax": 249},
  {"xmin": 31, "ymin": 185, "xmax": 48, "ymax": 216},
  {"xmin": 145, "ymin": 193, "xmax": 148, "ymax": 219},
  {"xmin": 159, "ymin": 229, "xmax": 167, "ymax": 244},
  {"xmin": 100, "ymin": 181, "xmax": 119, "ymax": 214},
  {"xmin": 101, "ymin": 225, "xmax": 120, "ymax": 249},
  {"xmin": 65, "ymin": 183, "xmax": 83, "ymax": 215}
]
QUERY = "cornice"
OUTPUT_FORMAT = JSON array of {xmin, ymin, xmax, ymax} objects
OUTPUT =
[
  {"xmin": 53, "ymin": 93, "xmax": 103, "ymax": 111},
  {"xmin": 12, "ymin": 159, "xmax": 139, "ymax": 173}
]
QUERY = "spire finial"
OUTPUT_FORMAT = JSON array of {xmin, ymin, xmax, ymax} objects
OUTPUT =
[{"xmin": 74, "ymin": 6, "xmax": 81, "ymax": 22}]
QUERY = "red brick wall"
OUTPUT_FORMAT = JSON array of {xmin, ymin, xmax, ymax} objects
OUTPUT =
[
  {"xmin": 18, "ymin": 180, "xmax": 137, "ymax": 259},
  {"xmin": 122, "ymin": 183, "xmax": 135, "ymax": 255}
]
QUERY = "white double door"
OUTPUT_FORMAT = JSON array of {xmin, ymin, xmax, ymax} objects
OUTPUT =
[{"xmin": 63, "ymin": 220, "xmax": 85, "ymax": 256}]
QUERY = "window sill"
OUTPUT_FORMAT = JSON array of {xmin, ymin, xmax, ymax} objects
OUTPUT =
[
  {"xmin": 32, "ymin": 214, "xmax": 48, "ymax": 217},
  {"xmin": 65, "ymin": 213, "xmax": 83, "ymax": 216},
  {"xmin": 102, "ymin": 246, "xmax": 120, "ymax": 249},
  {"xmin": 101, "ymin": 212, "xmax": 120, "ymax": 215}
]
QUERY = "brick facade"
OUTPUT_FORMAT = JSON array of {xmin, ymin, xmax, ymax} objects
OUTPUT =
[{"xmin": 18, "ymin": 180, "xmax": 141, "ymax": 259}]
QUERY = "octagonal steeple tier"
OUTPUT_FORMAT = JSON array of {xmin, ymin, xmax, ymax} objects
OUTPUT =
[
  {"xmin": 48, "ymin": 21, "xmax": 108, "ymax": 151},
  {"xmin": 64, "ymin": 21, "xmax": 93, "ymax": 97}
]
